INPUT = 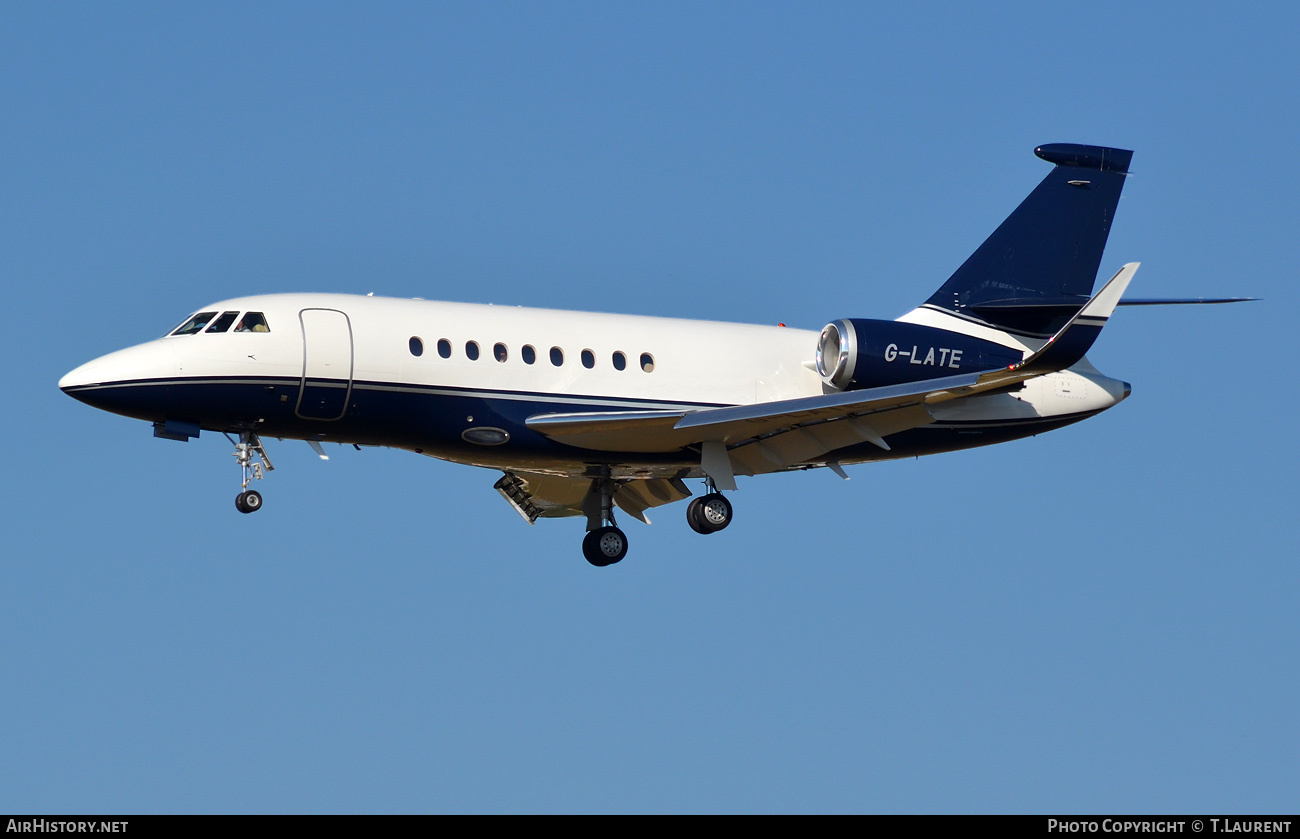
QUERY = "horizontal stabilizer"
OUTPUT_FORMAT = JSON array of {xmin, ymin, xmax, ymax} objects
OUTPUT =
[
  {"xmin": 1116, "ymin": 297, "xmax": 1257, "ymax": 306},
  {"xmin": 975, "ymin": 296, "xmax": 1257, "ymax": 310}
]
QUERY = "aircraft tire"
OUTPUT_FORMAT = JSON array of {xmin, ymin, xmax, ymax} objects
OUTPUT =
[
  {"xmin": 583, "ymin": 526, "xmax": 627, "ymax": 566},
  {"xmin": 686, "ymin": 498, "xmax": 709, "ymax": 534},
  {"xmin": 695, "ymin": 493, "xmax": 732, "ymax": 533},
  {"xmin": 237, "ymin": 490, "xmax": 262, "ymax": 514}
]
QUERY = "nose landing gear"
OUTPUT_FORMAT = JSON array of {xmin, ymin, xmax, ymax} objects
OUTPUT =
[{"xmin": 227, "ymin": 431, "xmax": 274, "ymax": 514}]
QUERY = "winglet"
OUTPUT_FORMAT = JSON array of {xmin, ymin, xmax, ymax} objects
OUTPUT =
[{"xmin": 1016, "ymin": 262, "xmax": 1138, "ymax": 373}]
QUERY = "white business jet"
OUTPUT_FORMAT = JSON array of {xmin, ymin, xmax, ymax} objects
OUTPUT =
[{"xmin": 61, "ymin": 144, "xmax": 1244, "ymax": 566}]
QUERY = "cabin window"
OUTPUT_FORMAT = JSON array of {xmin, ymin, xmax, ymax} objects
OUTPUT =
[
  {"xmin": 234, "ymin": 312, "xmax": 270, "ymax": 333},
  {"xmin": 172, "ymin": 312, "xmax": 217, "ymax": 335},
  {"xmin": 437, "ymin": 339, "xmax": 451, "ymax": 358},
  {"xmin": 205, "ymin": 311, "xmax": 239, "ymax": 333},
  {"xmin": 550, "ymin": 347, "xmax": 564, "ymax": 366},
  {"xmin": 494, "ymin": 342, "xmax": 508, "ymax": 362},
  {"xmin": 466, "ymin": 341, "xmax": 480, "ymax": 361},
  {"xmin": 409, "ymin": 337, "xmax": 424, "ymax": 357},
  {"xmin": 640, "ymin": 352, "xmax": 655, "ymax": 373},
  {"xmin": 612, "ymin": 351, "xmax": 626, "ymax": 371},
  {"xmin": 581, "ymin": 349, "xmax": 595, "ymax": 369},
  {"xmin": 521, "ymin": 345, "xmax": 536, "ymax": 365}
]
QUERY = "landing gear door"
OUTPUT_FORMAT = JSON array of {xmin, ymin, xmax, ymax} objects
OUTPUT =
[{"xmin": 297, "ymin": 308, "xmax": 353, "ymax": 421}]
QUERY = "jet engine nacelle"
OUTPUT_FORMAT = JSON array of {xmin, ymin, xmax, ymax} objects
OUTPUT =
[{"xmin": 815, "ymin": 318, "xmax": 1023, "ymax": 390}]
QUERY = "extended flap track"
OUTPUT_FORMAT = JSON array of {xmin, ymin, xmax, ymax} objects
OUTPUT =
[{"xmin": 495, "ymin": 472, "xmax": 543, "ymax": 524}]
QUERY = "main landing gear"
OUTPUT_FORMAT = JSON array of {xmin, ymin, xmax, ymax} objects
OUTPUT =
[
  {"xmin": 227, "ymin": 431, "xmax": 274, "ymax": 514},
  {"xmin": 581, "ymin": 470, "xmax": 628, "ymax": 567},
  {"xmin": 579, "ymin": 475, "xmax": 734, "ymax": 566},
  {"xmin": 686, "ymin": 480, "xmax": 733, "ymax": 535}
]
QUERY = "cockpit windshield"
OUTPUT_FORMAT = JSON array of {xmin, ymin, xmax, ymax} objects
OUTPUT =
[
  {"xmin": 234, "ymin": 312, "xmax": 269, "ymax": 333},
  {"xmin": 205, "ymin": 311, "xmax": 240, "ymax": 333},
  {"xmin": 169, "ymin": 310, "xmax": 271, "ymax": 336},
  {"xmin": 171, "ymin": 312, "xmax": 217, "ymax": 335}
]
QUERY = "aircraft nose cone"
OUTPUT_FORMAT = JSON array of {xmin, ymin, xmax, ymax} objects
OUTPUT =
[
  {"xmin": 59, "ymin": 359, "xmax": 113, "ymax": 405},
  {"xmin": 59, "ymin": 360, "xmax": 100, "ymax": 393},
  {"xmin": 58, "ymin": 341, "xmax": 176, "ymax": 412}
]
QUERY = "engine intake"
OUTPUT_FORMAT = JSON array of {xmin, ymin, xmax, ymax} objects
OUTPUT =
[{"xmin": 815, "ymin": 320, "xmax": 858, "ymax": 389}]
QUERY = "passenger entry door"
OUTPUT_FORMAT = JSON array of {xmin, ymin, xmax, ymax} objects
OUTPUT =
[{"xmin": 297, "ymin": 308, "xmax": 353, "ymax": 421}]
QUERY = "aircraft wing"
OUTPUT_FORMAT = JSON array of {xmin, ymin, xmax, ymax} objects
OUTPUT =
[
  {"xmin": 526, "ymin": 372, "xmax": 973, "ymax": 475},
  {"xmin": 527, "ymin": 263, "xmax": 1137, "ymax": 475}
]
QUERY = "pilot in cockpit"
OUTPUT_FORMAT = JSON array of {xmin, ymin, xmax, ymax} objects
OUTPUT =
[{"xmin": 234, "ymin": 313, "xmax": 270, "ymax": 333}]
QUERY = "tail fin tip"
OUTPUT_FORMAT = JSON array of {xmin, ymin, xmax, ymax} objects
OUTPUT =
[{"xmin": 1034, "ymin": 143, "xmax": 1133, "ymax": 173}]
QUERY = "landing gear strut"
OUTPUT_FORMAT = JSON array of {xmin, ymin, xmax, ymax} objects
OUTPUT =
[
  {"xmin": 227, "ymin": 430, "xmax": 274, "ymax": 514},
  {"xmin": 687, "ymin": 478, "xmax": 733, "ymax": 535},
  {"xmin": 581, "ymin": 469, "xmax": 628, "ymax": 566}
]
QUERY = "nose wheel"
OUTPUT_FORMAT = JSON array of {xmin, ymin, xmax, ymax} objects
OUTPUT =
[
  {"xmin": 236, "ymin": 490, "xmax": 263, "ymax": 513},
  {"xmin": 227, "ymin": 431, "xmax": 274, "ymax": 514},
  {"xmin": 687, "ymin": 490, "xmax": 732, "ymax": 535}
]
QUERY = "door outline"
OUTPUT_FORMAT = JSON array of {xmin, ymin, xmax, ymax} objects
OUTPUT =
[{"xmin": 296, "ymin": 308, "xmax": 354, "ymax": 421}]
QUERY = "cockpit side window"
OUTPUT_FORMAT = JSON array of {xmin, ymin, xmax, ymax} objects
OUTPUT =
[
  {"xmin": 205, "ymin": 311, "xmax": 240, "ymax": 333},
  {"xmin": 234, "ymin": 312, "xmax": 270, "ymax": 333},
  {"xmin": 172, "ymin": 312, "xmax": 217, "ymax": 335}
]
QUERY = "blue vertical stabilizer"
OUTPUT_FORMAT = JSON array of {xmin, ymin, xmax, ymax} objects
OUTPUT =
[{"xmin": 923, "ymin": 143, "xmax": 1132, "ymax": 336}]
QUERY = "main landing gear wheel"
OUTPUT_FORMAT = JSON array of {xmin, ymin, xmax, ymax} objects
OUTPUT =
[
  {"xmin": 235, "ymin": 490, "xmax": 263, "ymax": 514},
  {"xmin": 687, "ymin": 492, "xmax": 732, "ymax": 534},
  {"xmin": 686, "ymin": 498, "xmax": 708, "ymax": 534},
  {"xmin": 580, "ymin": 469, "xmax": 629, "ymax": 567},
  {"xmin": 583, "ymin": 526, "xmax": 628, "ymax": 567}
]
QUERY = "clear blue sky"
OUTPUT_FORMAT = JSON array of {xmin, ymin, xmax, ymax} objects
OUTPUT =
[{"xmin": 2, "ymin": 2, "xmax": 1295, "ymax": 813}]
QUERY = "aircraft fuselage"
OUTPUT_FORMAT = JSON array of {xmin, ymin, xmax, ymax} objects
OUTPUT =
[{"xmin": 60, "ymin": 292, "xmax": 1127, "ymax": 480}]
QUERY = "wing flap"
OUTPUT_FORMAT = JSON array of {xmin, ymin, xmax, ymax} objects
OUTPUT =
[
  {"xmin": 494, "ymin": 470, "xmax": 691, "ymax": 525},
  {"xmin": 728, "ymin": 403, "xmax": 931, "ymax": 474},
  {"xmin": 495, "ymin": 471, "xmax": 589, "ymax": 522},
  {"xmin": 612, "ymin": 478, "xmax": 693, "ymax": 524}
]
